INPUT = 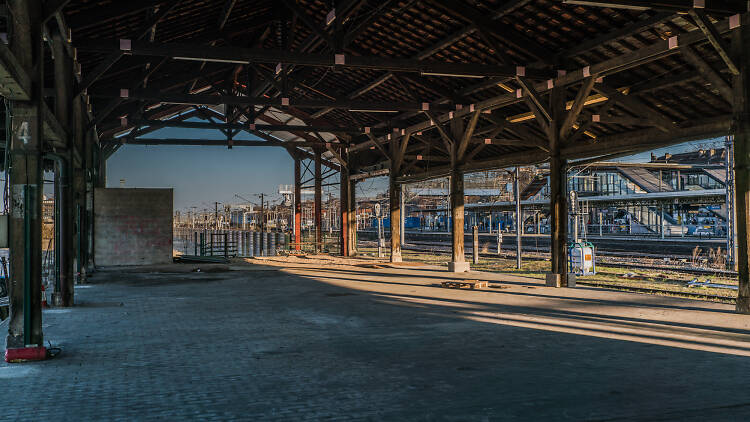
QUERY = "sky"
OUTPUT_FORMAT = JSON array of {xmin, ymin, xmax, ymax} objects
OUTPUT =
[
  {"xmin": 106, "ymin": 126, "xmax": 295, "ymax": 212},
  {"xmin": 106, "ymin": 125, "xmax": 727, "ymax": 212}
]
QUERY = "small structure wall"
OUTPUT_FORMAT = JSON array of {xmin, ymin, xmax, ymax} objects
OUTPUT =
[{"xmin": 94, "ymin": 188, "xmax": 173, "ymax": 266}]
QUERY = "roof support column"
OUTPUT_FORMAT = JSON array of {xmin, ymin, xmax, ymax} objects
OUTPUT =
[
  {"xmin": 5, "ymin": 0, "xmax": 45, "ymax": 356},
  {"xmin": 448, "ymin": 168, "xmax": 468, "ymax": 272},
  {"xmin": 731, "ymin": 23, "xmax": 750, "ymax": 313},
  {"xmin": 314, "ymin": 149, "xmax": 322, "ymax": 253},
  {"xmin": 84, "ymin": 131, "xmax": 96, "ymax": 274},
  {"xmin": 339, "ymin": 152, "xmax": 350, "ymax": 257},
  {"xmin": 73, "ymin": 96, "xmax": 86, "ymax": 281},
  {"xmin": 389, "ymin": 174, "xmax": 402, "ymax": 262},
  {"xmin": 294, "ymin": 155, "xmax": 302, "ymax": 251},
  {"xmin": 52, "ymin": 29, "xmax": 75, "ymax": 307},
  {"xmin": 548, "ymin": 84, "xmax": 569, "ymax": 287},
  {"xmin": 389, "ymin": 135, "xmax": 406, "ymax": 263},
  {"xmin": 348, "ymin": 168, "xmax": 358, "ymax": 256}
]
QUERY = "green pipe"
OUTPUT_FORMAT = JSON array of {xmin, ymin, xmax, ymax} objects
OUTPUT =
[
  {"xmin": 23, "ymin": 185, "xmax": 31, "ymax": 346},
  {"xmin": 76, "ymin": 205, "xmax": 82, "ymax": 275}
]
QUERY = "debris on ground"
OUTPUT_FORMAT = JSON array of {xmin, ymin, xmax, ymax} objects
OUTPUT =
[
  {"xmin": 173, "ymin": 255, "xmax": 229, "ymax": 264},
  {"xmin": 441, "ymin": 280, "xmax": 488, "ymax": 289},
  {"xmin": 686, "ymin": 278, "xmax": 738, "ymax": 290}
]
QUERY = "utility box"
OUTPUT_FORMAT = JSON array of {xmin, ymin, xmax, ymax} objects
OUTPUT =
[
  {"xmin": 0, "ymin": 214, "xmax": 7, "ymax": 248},
  {"xmin": 569, "ymin": 241, "xmax": 596, "ymax": 276}
]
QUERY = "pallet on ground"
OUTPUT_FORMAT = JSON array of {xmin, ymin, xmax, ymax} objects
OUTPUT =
[{"xmin": 440, "ymin": 279, "xmax": 488, "ymax": 289}]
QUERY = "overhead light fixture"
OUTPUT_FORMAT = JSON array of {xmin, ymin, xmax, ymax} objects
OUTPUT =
[
  {"xmin": 562, "ymin": 1, "xmax": 649, "ymax": 10},
  {"xmin": 348, "ymin": 109, "xmax": 399, "ymax": 113},
  {"xmin": 173, "ymin": 56, "xmax": 249, "ymax": 64},
  {"xmin": 420, "ymin": 71, "xmax": 484, "ymax": 79}
]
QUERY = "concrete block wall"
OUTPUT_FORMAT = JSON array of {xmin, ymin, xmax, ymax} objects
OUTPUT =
[{"xmin": 94, "ymin": 188, "xmax": 173, "ymax": 266}]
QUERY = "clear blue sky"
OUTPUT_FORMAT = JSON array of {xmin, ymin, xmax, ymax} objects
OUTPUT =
[{"xmin": 106, "ymin": 126, "xmax": 294, "ymax": 212}]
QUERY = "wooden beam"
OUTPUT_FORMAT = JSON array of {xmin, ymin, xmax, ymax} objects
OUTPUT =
[
  {"xmin": 75, "ymin": 38, "xmax": 553, "ymax": 79},
  {"xmin": 680, "ymin": 45, "xmax": 733, "ymax": 102},
  {"xmin": 593, "ymin": 84, "xmax": 676, "ymax": 131},
  {"xmin": 689, "ymin": 9, "xmax": 740, "ymax": 75},
  {"xmin": 560, "ymin": 77, "xmax": 596, "ymax": 140},
  {"xmin": 217, "ymin": 0, "xmax": 237, "ymax": 30},
  {"xmin": 76, "ymin": 2, "xmax": 180, "ymax": 96},
  {"xmin": 0, "ymin": 41, "xmax": 32, "ymax": 99},
  {"xmin": 456, "ymin": 110, "xmax": 481, "ymax": 161},
  {"xmin": 95, "ymin": 88, "xmax": 456, "ymax": 113},
  {"xmin": 42, "ymin": 0, "xmax": 72, "ymax": 23},
  {"xmin": 279, "ymin": 0, "xmax": 334, "ymax": 49}
]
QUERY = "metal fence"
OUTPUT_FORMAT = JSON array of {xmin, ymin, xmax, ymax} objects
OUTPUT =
[{"xmin": 174, "ymin": 228, "xmax": 289, "ymax": 257}]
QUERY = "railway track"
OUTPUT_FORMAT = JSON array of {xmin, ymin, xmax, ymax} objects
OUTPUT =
[{"xmin": 572, "ymin": 281, "xmax": 736, "ymax": 304}]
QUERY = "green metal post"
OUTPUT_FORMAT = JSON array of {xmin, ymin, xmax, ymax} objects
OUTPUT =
[{"xmin": 23, "ymin": 185, "xmax": 31, "ymax": 346}]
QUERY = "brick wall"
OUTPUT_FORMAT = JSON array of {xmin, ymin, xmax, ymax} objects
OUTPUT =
[{"xmin": 94, "ymin": 188, "xmax": 173, "ymax": 266}]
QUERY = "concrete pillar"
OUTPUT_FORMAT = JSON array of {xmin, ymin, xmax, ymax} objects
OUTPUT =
[
  {"xmin": 294, "ymin": 156, "xmax": 302, "ymax": 251},
  {"xmin": 732, "ymin": 24, "xmax": 750, "ymax": 313},
  {"xmin": 51, "ymin": 31, "xmax": 75, "ymax": 306},
  {"xmin": 6, "ymin": 0, "xmax": 45, "ymax": 353},
  {"xmin": 449, "ymin": 170, "xmax": 469, "ymax": 272},
  {"xmin": 389, "ymin": 174, "xmax": 402, "ymax": 262},
  {"xmin": 314, "ymin": 149, "xmax": 322, "ymax": 252}
]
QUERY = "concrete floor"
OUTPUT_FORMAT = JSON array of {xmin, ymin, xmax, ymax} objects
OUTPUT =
[{"xmin": 2, "ymin": 256, "xmax": 750, "ymax": 421}]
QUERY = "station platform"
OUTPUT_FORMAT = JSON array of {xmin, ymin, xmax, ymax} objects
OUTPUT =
[{"xmin": 2, "ymin": 257, "xmax": 750, "ymax": 420}]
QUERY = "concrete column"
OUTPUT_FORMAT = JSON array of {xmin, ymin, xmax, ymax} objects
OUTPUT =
[
  {"xmin": 314, "ymin": 149, "xmax": 322, "ymax": 252},
  {"xmin": 449, "ymin": 169, "xmax": 469, "ymax": 272},
  {"xmin": 6, "ymin": 0, "xmax": 44, "ymax": 353},
  {"xmin": 339, "ymin": 164, "xmax": 349, "ymax": 257},
  {"xmin": 52, "ymin": 30, "xmax": 75, "ymax": 306},
  {"xmin": 732, "ymin": 24, "xmax": 750, "ymax": 313},
  {"xmin": 389, "ymin": 174, "xmax": 402, "ymax": 262},
  {"xmin": 293, "ymin": 156, "xmax": 302, "ymax": 251}
]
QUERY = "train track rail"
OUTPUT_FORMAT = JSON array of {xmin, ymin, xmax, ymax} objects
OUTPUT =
[
  {"xmin": 384, "ymin": 241, "xmax": 738, "ymax": 277},
  {"xmin": 573, "ymin": 281, "xmax": 736, "ymax": 304}
]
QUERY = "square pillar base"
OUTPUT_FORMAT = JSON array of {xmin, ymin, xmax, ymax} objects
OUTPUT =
[
  {"xmin": 5, "ymin": 346, "xmax": 47, "ymax": 363},
  {"xmin": 448, "ymin": 261, "xmax": 470, "ymax": 272},
  {"xmin": 390, "ymin": 253, "xmax": 402, "ymax": 263},
  {"xmin": 545, "ymin": 273, "xmax": 577, "ymax": 288}
]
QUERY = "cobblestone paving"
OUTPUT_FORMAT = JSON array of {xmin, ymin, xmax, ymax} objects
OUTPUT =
[{"xmin": 2, "ymin": 262, "xmax": 750, "ymax": 421}]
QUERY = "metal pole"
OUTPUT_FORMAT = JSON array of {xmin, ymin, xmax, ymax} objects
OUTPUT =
[
  {"xmin": 660, "ymin": 204, "xmax": 665, "ymax": 239},
  {"xmin": 473, "ymin": 225, "xmax": 479, "ymax": 265},
  {"xmin": 726, "ymin": 135, "xmax": 736, "ymax": 269},
  {"xmin": 515, "ymin": 167, "xmax": 522, "ymax": 270},
  {"xmin": 400, "ymin": 186, "xmax": 405, "ymax": 248}
]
